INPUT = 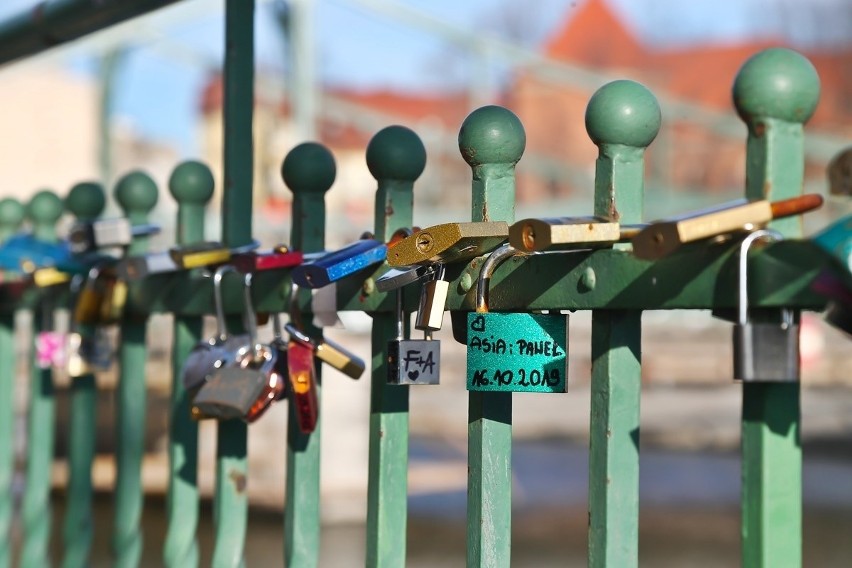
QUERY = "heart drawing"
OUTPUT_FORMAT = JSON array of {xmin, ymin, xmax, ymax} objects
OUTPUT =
[
  {"xmin": 407, "ymin": 370, "xmax": 420, "ymax": 381},
  {"xmin": 470, "ymin": 315, "xmax": 486, "ymax": 332}
]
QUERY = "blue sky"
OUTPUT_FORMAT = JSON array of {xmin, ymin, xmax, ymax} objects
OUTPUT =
[{"xmin": 0, "ymin": 0, "xmax": 846, "ymax": 155}]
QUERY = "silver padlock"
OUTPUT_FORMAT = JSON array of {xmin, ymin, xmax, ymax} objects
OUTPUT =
[
  {"xmin": 193, "ymin": 273, "xmax": 285, "ymax": 422},
  {"xmin": 732, "ymin": 229, "xmax": 800, "ymax": 382},
  {"xmin": 415, "ymin": 263, "xmax": 449, "ymax": 332},
  {"xmin": 387, "ymin": 289, "xmax": 440, "ymax": 385},
  {"xmin": 181, "ymin": 265, "xmax": 248, "ymax": 392},
  {"xmin": 68, "ymin": 218, "xmax": 160, "ymax": 254}
]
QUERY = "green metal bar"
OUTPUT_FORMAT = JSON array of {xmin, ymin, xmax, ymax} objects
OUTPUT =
[
  {"xmin": 585, "ymin": 80, "xmax": 659, "ymax": 568},
  {"xmin": 281, "ymin": 143, "xmax": 333, "ymax": 568},
  {"xmin": 459, "ymin": 106, "xmax": 525, "ymax": 568},
  {"xmin": 164, "ymin": 161, "xmax": 214, "ymax": 567},
  {"xmin": 0, "ymin": 199, "xmax": 24, "ymax": 568},
  {"xmin": 112, "ymin": 172, "xmax": 158, "ymax": 568},
  {"xmin": 0, "ymin": 314, "xmax": 15, "ymax": 568},
  {"xmin": 364, "ymin": 126, "xmax": 423, "ymax": 567},
  {"xmin": 0, "ymin": 0, "xmax": 183, "ymax": 67},
  {"xmin": 60, "ymin": 182, "xmax": 106, "ymax": 568},
  {"xmin": 211, "ymin": 1, "xmax": 255, "ymax": 565},
  {"xmin": 21, "ymin": 190, "xmax": 63, "ymax": 568},
  {"xmin": 733, "ymin": 48, "xmax": 820, "ymax": 568}
]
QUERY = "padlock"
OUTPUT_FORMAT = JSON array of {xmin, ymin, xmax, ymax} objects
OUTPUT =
[
  {"xmin": 509, "ymin": 217, "xmax": 641, "ymax": 252},
  {"xmin": 465, "ymin": 244, "xmax": 568, "ymax": 393},
  {"xmin": 73, "ymin": 264, "xmax": 108, "ymax": 325},
  {"xmin": 169, "ymin": 241, "xmax": 232, "ymax": 269},
  {"xmin": 291, "ymin": 238, "xmax": 387, "ymax": 289},
  {"xmin": 66, "ymin": 327, "xmax": 113, "ymax": 378},
  {"xmin": 632, "ymin": 193, "xmax": 823, "ymax": 260},
  {"xmin": 98, "ymin": 270, "xmax": 127, "ymax": 324},
  {"xmin": 415, "ymin": 263, "xmax": 449, "ymax": 332},
  {"xmin": 375, "ymin": 265, "xmax": 436, "ymax": 293},
  {"xmin": 286, "ymin": 281, "xmax": 365, "ymax": 379},
  {"xmin": 192, "ymin": 273, "xmax": 285, "ymax": 421},
  {"xmin": 387, "ymin": 221, "xmax": 509, "ymax": 267},
  {"xmin": 68, "ymin": 218, "xmax": 160, "ymax": 254},
  {"xmin": 732, "ymin": 230, "xmax": 800, "ymax": 382},
  {"xmin": 181, "ymin": 265, "xmax": 249, "ymax": 393},
  {"xmin": 30, "ymin": 266, "xmax": 71, "ymax": 287},
  {"xmin": 0, "ymin": 234, "xmax": 71, "ymax": 272},
  {"xmin": 231, "ymin": 245, "xmax": 305, "ymax": 273},
  {"xmin": 116, "ymin": 251, "xmax": 181, "ymax": 280},
  {"xmin": 287, "ymin": 338, "xmax": 318, "ymax": 433},
  {"xmin": 387, "ymin": 288, "xmax": 440, "ymax": 386}
]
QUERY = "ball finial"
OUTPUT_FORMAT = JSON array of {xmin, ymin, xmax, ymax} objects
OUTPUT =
[
  {"xmin": 281, "ymin": 142, "xmax": 336, "ymax": 195},
  {"xmin": 733, "ymin": 48, "xmax": 820, "ymax": 125},
  {"xmin": 366, "ymin": 125, "xmax": 427, "ymax": 182},
  {"xmin": 458, "ymin": 105, "xmax": 526, "ymax": 167},
  {"xmin": 0, "ymin": 198, "xmax": 25, "ymax": 229},
  {"xmin": 585, "ymin": 80, "xmax": 661, "ymax": 148},
  {"xmin": 169, "ymin": 161, "xmax": 215, "ymax": 205},
  {"xmin": 114, "ymin": 171, "xmax": 159, "ymax": 216},
  {"xmin": 27, "ymin": 190, "xmax": 63, "ymax": 225},
  {"xmin": 65, "ymin": 181, "xmax": 106, "ymax": 221}
]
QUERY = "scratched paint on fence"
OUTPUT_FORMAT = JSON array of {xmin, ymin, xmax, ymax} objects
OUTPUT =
[{"xmin": 466, "ymin": 312, "xmax": 568, "ymax": 393}]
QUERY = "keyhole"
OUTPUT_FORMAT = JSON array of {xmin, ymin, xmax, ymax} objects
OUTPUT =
[
  {"xmin": 415, "ymin": 232, "xmax": 434, "ymax": 254},
  {"xmin": 522, "ymin": 225, "xmax": 536, "ymax": 250}
]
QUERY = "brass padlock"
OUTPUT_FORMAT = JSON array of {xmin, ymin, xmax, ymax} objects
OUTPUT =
[
  {"xmin": 509, "ymin": 217, "xmax": 642, "ymax": 252},
  {"xmin": 73, "ymin": 265, "xmax": 107, "ymax": 325},
  {"xmin": 99, "ymin": 271, "xmax": 127, "ymax": 324},
  {"xmin": 387, "ymin": 222, "xmax": 509, "ymax": 266}
]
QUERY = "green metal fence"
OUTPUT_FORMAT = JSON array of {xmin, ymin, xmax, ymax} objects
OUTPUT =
[{"xmin": 0, "ymin": 2, "xmax": 847, "ymax": 568}]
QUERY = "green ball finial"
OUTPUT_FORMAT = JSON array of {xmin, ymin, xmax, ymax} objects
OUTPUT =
[
  {"xmin": 366, "ymin": 125, "xmax": 427, "ymax": 182},
  {"xmin": 27, "ymin": 190, "xmax": 64, "ymax": 226},
  {"xmin": 458, "ymin": 105, "xmax": 526, "ymax": 167},
  {"xmin": 114, "ymin": 171, "xmax": 159, "ymax": 216},
  {"xmin": 0, "ymin": 198, "xmax": 25, "ymax": 230},
  {"xmin": 282, "ymin": 142, "xmax": 336, "ymax": 195},
  {"xmin": 733, "ymin": 48, "xmax": 820, "ymax": 125},
  {"xmin": 169, "ymin": 160, "xmax": 215, "ymax": 205},
  {"xmin": 65, "ymin": 181, "xmax": 106, "ymax": 221},
  {"xmin": 585, "ymin": 80, "xmax": 661, "ymax": 148}
]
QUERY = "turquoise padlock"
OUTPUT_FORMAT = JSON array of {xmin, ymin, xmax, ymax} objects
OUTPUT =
[{"xmin": 465, "ymin": 244, "xmax": 568, "ymax": 393}]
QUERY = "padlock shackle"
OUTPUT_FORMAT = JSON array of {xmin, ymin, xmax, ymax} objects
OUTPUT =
[
  {"xmin": 475, "ymin": 244, "xmax": 524, "ymax": 313},
  {"xmin": 242, "ymin": 272, "xmax": 261, "ymax": 354},
  {"xmin": 737, "ymin": 229, "xmax": 784, "ymax": 325},
  {"xmin": 395, "ymin": 288, "xmax": 404, "ymax": 340},
  {"xmin": 212, "ymin": 264, "xmax": 237, "ymax": 340}
]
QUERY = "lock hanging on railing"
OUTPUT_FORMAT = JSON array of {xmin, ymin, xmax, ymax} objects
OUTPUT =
[
  {"xmin": 732, "ymin": 229, "xmax": 800, "ymax": 382},
  {"xmin": 465, "ymin": 244, "xmax": 568, "ymax": 393},
  {"xmin": 66, "ymin": 273, "xmax": 113, "ymax": 378},
  {"xmin": 387, "ymin": 284, "xmax": 441, "ymax": 386}
]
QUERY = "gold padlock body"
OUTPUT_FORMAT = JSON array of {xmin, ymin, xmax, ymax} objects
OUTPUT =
[
  {"xmin": 509, "ymin": 217, "xmax": 624, "ymax": 252},
  {"xmin": 387, "ymin": 222, "xmax": 508, "ymax": 266},
  {"xmin": 631, "ymin": 200, "xmax": 773, "ymax": 259},
  {"xmin": 169, "ymin": 242, "xmax": 231, "ymax": 269},
  {"xmin": 74, "ymin": 285, "xmax": 105, "ymax": 325},
  {"xmin": 314, "ymin": 338, "xmax": 365, "ymax": 380},
  {"xmin": 99, "ymin": 278, "xmax": 127, "ymax": 324},
  {"xmin": 31, "ymin": 267, "xmax": 71, "ymax": 288}
]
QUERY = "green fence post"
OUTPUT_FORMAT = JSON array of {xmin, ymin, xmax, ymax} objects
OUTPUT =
[
  {"xmin": 585, "ymin": 80, "xmax": 660, "ymax": 568},
  {"xmin": 282, "ymin": 142, "xmax": 334, "ymax": 568},
  {"xmin": 732, "ymin": 48, "xmax": 820, "ymax": 568},
  {"xmin": 212, "ymin": 1, "xmax": 255, "ymax": 564},
  {"xmin": 113, "ymin": 172, "xmax": 158, "ymax": 568},
  {"xmin": 0, "ymin": 198, "xmax": 25, "ymax": 568},
  {"xmin": 21, "ymin": 189, "xmax": 63, "ymax": 568},
  {"xmin": 458, "ymin": 106, "xmax": 525, "ymax": 568},
  {"xmin": 61, "ymin": 182, "xmax": 107, "ymax": 568},
  {"xmin": 365, "ymin": 126, "xmax": 425, "ymax": 567},
  {"xmin": 164, "ymin": 161, "xmax": 214, "ymax": 568}
]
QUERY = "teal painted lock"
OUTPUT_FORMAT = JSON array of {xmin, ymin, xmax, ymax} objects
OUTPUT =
[{"xmin": 466, "ymin": 244, "xmax": 568, "ymax": 393}]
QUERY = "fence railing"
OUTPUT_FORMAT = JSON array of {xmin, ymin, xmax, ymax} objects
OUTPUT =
[{"xmin": 0, "ymin": 2, "xmax": 849, "ymax": 568}]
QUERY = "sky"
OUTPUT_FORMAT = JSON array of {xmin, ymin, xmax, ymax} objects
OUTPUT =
[{"xmin": 0, "ymin": 0, "xmax": 847, "ymax": 155}]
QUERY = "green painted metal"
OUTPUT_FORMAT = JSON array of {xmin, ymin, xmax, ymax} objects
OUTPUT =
[
  {"xmin": 21, "ymin": 190, "xmax": 62, "ymax": 568},
  {"xmin": 733, "ymin": 48, "xmax": 819, "ymax": 568},
  {"xmin": 0, "ymin": 0, "xmax": 183, "ymax": 66},
  {"xmin": 163, "ymin": 161, "xmax": 214, "ymax": 568},
  {"xmin": 459, "ymin": 105, "xmax": 524, "ymax": 568},
  {"xmin": 210, "ymin": 1, "xmax": 256, "ymax": 564},
  {"xmin": 61, "ymin": 182, "xmax": 106, "ymax": 568},
  {"xmin": 282, "ymin": 142, "xmax": 334, "ymax": 568},
  {"xmin": 0, "ymin": 198, "xmax": 25, "ymax": 242},
  {"xmin": 364, "ymin": 126, "xmax": 423, "ymax": 567},
  {"xmin": 113, "ymin": 172, "xmax": 158, "ymax": 568},
  {"xmin": 585, "ymin": 80, "xmax": 659, "ymax": 568}
]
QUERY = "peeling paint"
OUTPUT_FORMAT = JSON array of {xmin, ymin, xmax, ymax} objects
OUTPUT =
[{"xmin": 229, "ymin": 470, "xmax": 247, "ymax": 493}]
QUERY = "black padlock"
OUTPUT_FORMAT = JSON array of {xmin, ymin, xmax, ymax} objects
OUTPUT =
[{"xmin": 732, "ymin": 230, "xmax": 800, "ymax": 382}]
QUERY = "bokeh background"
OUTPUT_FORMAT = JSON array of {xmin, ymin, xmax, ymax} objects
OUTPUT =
[{"xmin": 2, "ymin": 0, "xmax": 851, "ymax": 565}]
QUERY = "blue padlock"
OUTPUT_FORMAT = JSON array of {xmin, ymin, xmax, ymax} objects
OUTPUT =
[
  {"xmin": 0, "ymin": 234, "xmax": 71, "ymax": 272},
  {"xmin": 291, "ymin": 238, "xmax": 387, "ymax": 289}
]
